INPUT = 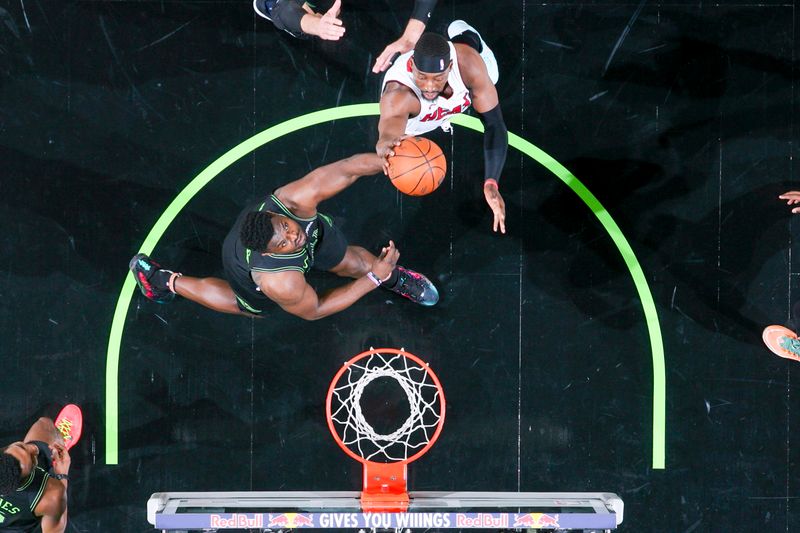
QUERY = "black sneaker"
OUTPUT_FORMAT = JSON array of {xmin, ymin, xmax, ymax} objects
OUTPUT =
[
  {"xmin": 253, "ymin": 0, "xmax": 275, "ymax": 21},
  {"xmin": 385, "ymin": 266, "xmax": 439, "ymax": 306},
  {"xmin": 129, "ymin": 253, "xmax": 176, "ymax": 304}
]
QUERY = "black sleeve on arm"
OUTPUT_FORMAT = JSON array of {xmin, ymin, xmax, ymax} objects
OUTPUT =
[
  {"xmin": 480, "ymin": 103, "xmax": 508, "ymax": 184},
  {"xmin": 410, "ymin": 0, "xmax": 437, "ymax": 23},
  {"xmin": 271, "ymin": 0, "xmax": 309, "ymax": 38}
]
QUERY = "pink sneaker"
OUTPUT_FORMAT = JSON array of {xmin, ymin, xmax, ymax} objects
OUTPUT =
[{"xmin": 54, "ymin": 404, "xmax": 83, "ymax": 451}]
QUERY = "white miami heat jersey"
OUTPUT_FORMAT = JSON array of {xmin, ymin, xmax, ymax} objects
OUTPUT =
[{"xmin": 382, "ymin": 42, "xmax": 472, "ymax": 136}]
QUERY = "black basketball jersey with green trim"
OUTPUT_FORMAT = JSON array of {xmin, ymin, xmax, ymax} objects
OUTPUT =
[
  {"xmin": 0, "ymin": 466, "xmax": 49, "ymax": 532},
  {"xmin": 227, "ymin": 194, "xmax": 325, "ymax": 277}
]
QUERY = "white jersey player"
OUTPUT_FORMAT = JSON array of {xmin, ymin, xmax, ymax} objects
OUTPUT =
[{"xmin": 377, "ymin": 21, "xmax": 508, "ymax": 233}]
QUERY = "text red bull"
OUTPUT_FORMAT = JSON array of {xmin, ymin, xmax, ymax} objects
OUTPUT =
[{"xmin": 209, "ymin": 514, "xmax": 264, "ymax": 528}]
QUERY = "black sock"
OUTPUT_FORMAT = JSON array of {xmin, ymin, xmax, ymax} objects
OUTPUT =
[
  {"xmin": 451, "ymin": 30, "xmax": 482, "ymax": 53},
  {"xmin": 384, "ymin": 268, "xmax": 400, "ymax": 289},
  {"xmin": 150, "ymin": 269, "xmax": 173, "ymax": 290}
]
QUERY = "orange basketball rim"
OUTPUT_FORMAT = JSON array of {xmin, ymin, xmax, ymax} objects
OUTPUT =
[{"xmin": 326, "ymin": 348, "xmax": 446, "ymax": 512}]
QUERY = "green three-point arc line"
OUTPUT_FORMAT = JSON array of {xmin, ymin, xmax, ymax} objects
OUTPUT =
[{"xmin": 105, "ymin": 103, "xmax": 666, "ymax": 468}]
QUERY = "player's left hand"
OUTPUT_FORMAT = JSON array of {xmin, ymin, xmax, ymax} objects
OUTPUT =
[
  {"xmin": 312, "ymin": 0, "xmax": 345, "ymax": 41},
  {"xmin": 377, "ymin": 136, "xmax": 408, "ymax": 175},
  {"xmin": 373, "ymin": 37, "xmax": 413, "ymax": 73},
  {"xmin": 483, "ymin": 180, "xmax": 506, "ymax": 233},
  {"xmin": 49, "ymin": 442, "xmax": 71, "ymax": 475}
]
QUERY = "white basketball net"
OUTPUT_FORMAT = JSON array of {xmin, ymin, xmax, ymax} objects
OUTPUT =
[{"xmin": 329, "ymin": 349, "xmax": 443, "ymax": 463}]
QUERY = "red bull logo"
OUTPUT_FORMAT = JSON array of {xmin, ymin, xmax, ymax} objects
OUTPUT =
[
  {"xmin": 512, "ymin": 513, "xmax": 560, "ymax": 529},
  {"xmin": 267, "ymin": 513, "xmax": 315, "ymax": 528},
  {"xmin": 209, "ymin": 514, "xmax": 263, "ymax": 528}
]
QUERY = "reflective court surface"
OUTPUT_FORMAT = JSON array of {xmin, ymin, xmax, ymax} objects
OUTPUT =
[{"xmin": 0, "ymin": 0, "xmax": 797, "ymax": 531}]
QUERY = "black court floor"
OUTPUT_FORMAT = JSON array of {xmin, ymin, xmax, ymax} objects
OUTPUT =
[{"xmin": 1, "ymin": 0, "xmax": 798, "ymax": 531}]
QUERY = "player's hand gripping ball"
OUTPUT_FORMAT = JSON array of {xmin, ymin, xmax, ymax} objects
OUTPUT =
[{"xmin": 387, "ymin": 137, "xmax": 447, "ymax": 196}]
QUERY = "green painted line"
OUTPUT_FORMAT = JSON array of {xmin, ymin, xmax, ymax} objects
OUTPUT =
[
  {"xmin": 106, "ymin": 104, "xmax": 665, "ymax": 469},
  {"xmin": 451, "ymin": 114, "xmax": 665, "ymax": 469}
]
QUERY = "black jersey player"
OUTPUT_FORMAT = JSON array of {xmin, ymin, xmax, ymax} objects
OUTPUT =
[
  {"xmin": 0, "ymin": 405, "xmax": 82, "ymax": 533},
  {"xmin": 129, "ymin": 153, "xmax": 438, "ymax": 320}
]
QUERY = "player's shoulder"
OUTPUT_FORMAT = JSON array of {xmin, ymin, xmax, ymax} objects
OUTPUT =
[
  {"xmin": 271, "ymin": 189, "xmax": 300, "ymax": 213},
  {"xmin": 380, "ymin": 81, "xmax": 419, "ymax": 112},
  {"xmin": 454, "ymin": 43, "xmax": 483, "ymax": 72},
  {"xmin": 383, "ymin": 80, "xmax": 415, "ymax": 96},
  {"xmin": 454, "ymin": 43, "xmax": 489, "ymax": 87}
]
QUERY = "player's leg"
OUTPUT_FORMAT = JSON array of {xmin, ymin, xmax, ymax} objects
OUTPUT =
[
  {"xmin": 328, "ymin": 247, "xmax": 440, "ymax": 307},
  {"xmin": 328, "ymin": 246, "xmax": 374, "ymax": 278},
  {"xmin": 172, "ymin": 276, "xmax": 249, "ymax": 315},
  {"xmin": 316, "ymin": 217, "xmax": 440, "ymax": 306},
  {"xmin": 22, "ymin": 406, "xmax": 83, "ymax": 475},
  {"xmin": 312, "ymin": 215, "xmax": 368, "ymax": 279},
  {"xmin": 253, "ymin": 0, "xmax": 308, "ymax": 39},
  {"xmin": 20, "ymin": 419, "xmax": 59, "ymax": 473},
  {"xmin": 23, "ymin": 418, "xmax": 61, "ymax": 447},
  {"xmin": 129, "ymin": 254, "xmax": 251, "ymax": 316},
  {"xmin": 448, "ymin": 21, "xmax": 498, "ymax": 84},
  {"xmin": 24, "ymin": 405, "xmax": 84, "ymax": 450}
]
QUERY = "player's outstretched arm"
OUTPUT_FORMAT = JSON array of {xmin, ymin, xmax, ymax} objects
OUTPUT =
[
  {"xmin": 458, "ymin": 45, "xmax": 508, "ymax": 233},
  {"xmin": 373, "ymin": 1, "xmax": 437, "ymax": 72},
  {"xmin": 479, "ymin": 101, "xmax": 508, "ymax": 233},
  {"xmin": 274, "ymin": 153, "xmax": 383, "ymax": 217},
  {"xmin": 377, "ymin": 83, "xmax": 419, "ymax": 173},
  {"xmin": 373, "ymin": 19, "xmax": 425, "ymax": 73},
  {"xmin": 256, "ymin": 243, "xmax": 399, "ymax": 320},
  {"xmin": 458, "ymin": 45, "xmax": 499, "ymax": 113},
  {"xmin": 300, "ymin": 0, "xmax": 345, "ymax": 41}
]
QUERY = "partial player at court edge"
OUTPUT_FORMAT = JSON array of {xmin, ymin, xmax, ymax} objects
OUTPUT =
[
  {"xmin": 762, "ymin": 190, "xmax": 800, "ymax": 362},
  {"xmin": 129, "ymin": 153, "xmax": 439, "ymax": 320},
  {"xmin": 253, "ymin": 0, "xmax": 345, "ymax": 41},
  {"xmin": 0, "ymin": 405, "xmax": 83, "ymax": 533},
  {"xmin": 252, "ymin": 0, "xmax": 437, "ymax": 62},
  {"xmin": 377, "ymin": 21, "xmax": 509, "ymax": 233}
]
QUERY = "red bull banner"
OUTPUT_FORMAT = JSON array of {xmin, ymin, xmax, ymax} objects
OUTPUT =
[{"xmin": 155, "ymin": 511, "xmax": 617, "ymax": 530}]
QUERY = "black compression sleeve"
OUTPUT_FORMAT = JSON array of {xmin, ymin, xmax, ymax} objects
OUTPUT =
[
  {"xmin": 271, "ymin": 0, "xmax": 308, "ymax": 38},
  {"xmin": 410, "ymin": 0, "xmax": 437, "ymax": 23},
  {"xmin": 480, "ymin": 103, "xmax": 508, "ymax": 184}
]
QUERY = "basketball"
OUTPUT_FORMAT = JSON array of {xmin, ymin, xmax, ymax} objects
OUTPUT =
[{"xmin": 387, "ymin": 137, "xmax": 447, "ymax": 196}]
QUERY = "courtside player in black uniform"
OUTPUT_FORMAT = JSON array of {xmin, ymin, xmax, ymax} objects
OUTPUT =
[
  {"xmin": 252, "ymin": 0, "xmax": 438, "ymax": 70},
  {"xmin": 129, "ymin": 152, "xmax": 438, "ymax": 320},
  {"xmin": 0, "ymin": 406, "xmax": 82, "ymax": 533}
]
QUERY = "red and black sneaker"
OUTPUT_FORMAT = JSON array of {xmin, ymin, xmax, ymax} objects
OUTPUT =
[
  {"xmin": 54, "ymin": 404, "xmax": 83, "ymax": 451},
  {"xmin": 129, "ymin": 253, "xmax": 178, "ymax": 304},
  {"xmin": 385, "ymin": 266, "xmax": 439, "ymax": 306}
]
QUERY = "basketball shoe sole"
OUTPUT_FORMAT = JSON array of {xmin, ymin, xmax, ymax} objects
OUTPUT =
[
  {"xmin": 763, "ymin": 325, "xmax": 800, "ymax": 361},
  {"xmin": 54, "ymin": 404, "xmax": 83, "ymax": 451}
]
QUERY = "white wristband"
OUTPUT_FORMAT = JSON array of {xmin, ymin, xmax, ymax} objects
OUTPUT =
[{"xmin": 366, "ymin": 272, "xmax": 382, "ymax": 286}]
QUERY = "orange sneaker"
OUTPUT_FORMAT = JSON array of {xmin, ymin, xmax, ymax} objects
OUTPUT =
[
  {"xmin": 54, "ymin": 404, "xmax": 83, "ymax": 451},
  {"xmin": 762, "ymin": 325, "xmax": 800, "ymax": 362}
]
